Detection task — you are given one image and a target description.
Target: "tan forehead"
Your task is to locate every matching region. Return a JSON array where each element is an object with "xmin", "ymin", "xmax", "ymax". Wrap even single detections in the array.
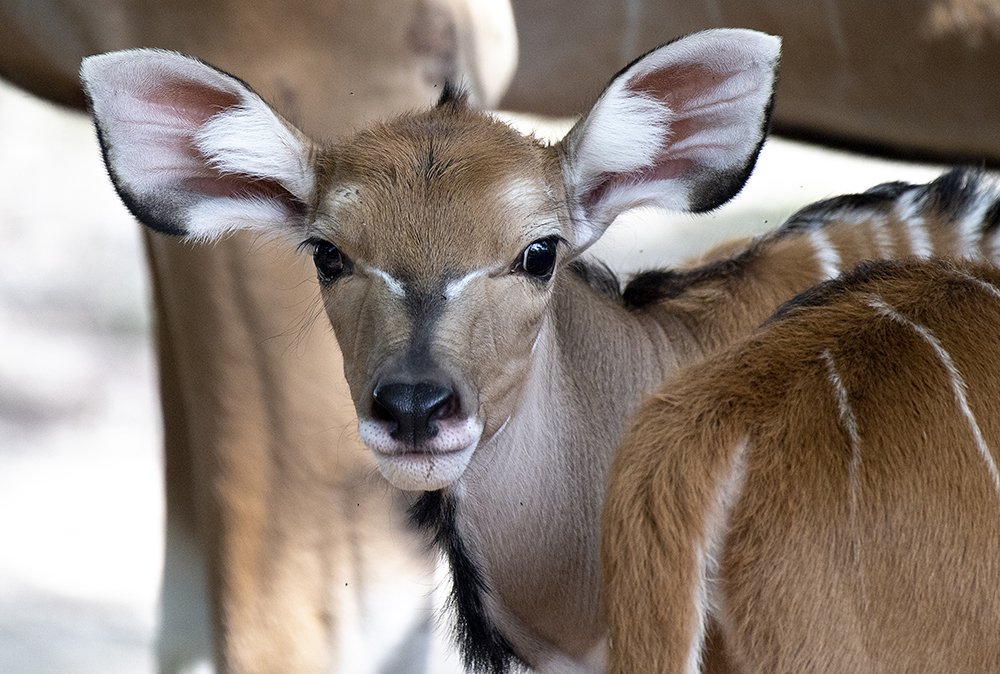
[{"xmin": 314, "ymin": 108, "xmax": 563, "ymax": 271}]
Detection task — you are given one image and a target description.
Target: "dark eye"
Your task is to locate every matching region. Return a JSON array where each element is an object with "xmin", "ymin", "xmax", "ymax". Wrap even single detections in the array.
[
  {"xmin": 516, "ymin": 237, "xmax": 558, "ymax": 280},
  {"xmin": 310, "ymin": 240, "xmax": 349, "ymax": 282}
]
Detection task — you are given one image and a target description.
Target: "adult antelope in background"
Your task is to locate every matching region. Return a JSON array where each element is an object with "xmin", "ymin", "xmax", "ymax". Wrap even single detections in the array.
[
  {"xmin": 3, "ymin": 1, "xmax": 517, "ymax": 672},
  {"xmin": 604, "ymin": 257, "xmax": 1000, "ymax": 673},
  {"xmin": 83, "ymin": 26, "xmax": 1000, "ymax": 673}
]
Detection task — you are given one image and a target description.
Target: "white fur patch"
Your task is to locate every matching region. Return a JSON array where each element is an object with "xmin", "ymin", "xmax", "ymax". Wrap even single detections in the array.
[
  {"xmin": 573, "ymin": 88, "xmax": 677, "ymax": 198},
  {"xmin": 444, "ymin": 268, "xmax": 490, "ymax": 300},
  {"xmin": 359, "ymin": 417, "xmax": 484, "ymax": 491},
  {"xmin": 360, "ymin": 265, "xmax": 406, "ymax": 298},
  {"xmin": 866, "ymin": 294, "xmax": 1000, "ymax": 500},
  {"xmin": 184, "ymin": 196, "xmax": 295, "ymax": 242},
  {"xmin": 566, "ymin": 29, "xmax": 780, "ymax": 241},
  {"xmin": 195, "ymin": 104, "xmax": 315, "ymax": 203},
  {"xmin": 809, "ymin": 228, "xmax": 842, "ymax": 280},
  {"xmin": 81, "ymin": 48, "xmax": 316, "ymax": 242},
  {"xmin": 896, "ymin": 189, "xmax": 933, "ymax": 258},
  {"xmin": 687, "ymin": 438, "xmax": 750, "ymax": 674}
]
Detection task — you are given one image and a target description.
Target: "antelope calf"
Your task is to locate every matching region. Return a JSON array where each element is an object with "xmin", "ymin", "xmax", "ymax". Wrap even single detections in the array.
[
  {"xmin": 604, "ymin": 257, "xmax": 1000, "ymax": 673},
  {"xmin": 82, "ymin": 28, "xmax": 1000, "ymax": 673}
]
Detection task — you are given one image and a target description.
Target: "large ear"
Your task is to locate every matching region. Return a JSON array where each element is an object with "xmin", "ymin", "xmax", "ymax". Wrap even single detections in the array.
[
  {"xmin": 81, "ymin": 49, "xmax": 319, "ymax": 241},
  {"xmin": 561, "ymin": 29, "xmax": 780, "ymax": 250}
]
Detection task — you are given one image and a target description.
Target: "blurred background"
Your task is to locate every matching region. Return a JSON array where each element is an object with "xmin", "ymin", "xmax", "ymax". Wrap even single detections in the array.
[{"xmin": 0, "ymin": 72, "xmax": 943, "ymax": 672}]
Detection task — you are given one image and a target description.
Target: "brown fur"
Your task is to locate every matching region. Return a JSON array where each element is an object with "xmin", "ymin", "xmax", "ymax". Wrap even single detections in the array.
[{"xmin": 604, "ymin": 258, "xmax": 1000, "ymax": 673}]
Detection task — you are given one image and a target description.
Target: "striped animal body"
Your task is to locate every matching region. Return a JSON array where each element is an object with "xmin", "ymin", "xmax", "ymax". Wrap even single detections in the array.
[
  {"xmin": 624, "ymin": 169, "xmax": 1000, "ymax": 360},
  {"xmin": 604, "ymin": 257, "xmax": 1000, "ymax": 673}
]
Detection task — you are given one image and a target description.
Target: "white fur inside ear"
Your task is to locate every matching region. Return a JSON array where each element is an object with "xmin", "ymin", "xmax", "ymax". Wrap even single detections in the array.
[
  {"xmin": 195, "ymin": 104, "xmax": 316, "ymax": 204},
  {"xmin": 573, "ymin": 89, "xmax": 676, "ymax": 190},
  {"xmin": 182, "ymin": 195, "xmax": 298, "ymax": 242}
]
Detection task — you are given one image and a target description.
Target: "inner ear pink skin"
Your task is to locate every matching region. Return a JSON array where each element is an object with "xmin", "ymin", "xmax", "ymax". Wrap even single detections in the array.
[
  {"xmin": 140, "ymin": 78, "xmax": 242, "ymax": 124},
  {"xmin": 626, "ymin": 63, "xmax": 735, "ymax": 108},
  {"xmin": 579, "ymin": 159, "xmax": 695, "ymax": 210}
]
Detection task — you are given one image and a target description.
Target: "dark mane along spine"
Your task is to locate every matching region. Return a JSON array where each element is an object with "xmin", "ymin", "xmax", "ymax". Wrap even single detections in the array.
[{"xmin": 622, "ymin": 168, "xmax": 1000, "ymax": 312}]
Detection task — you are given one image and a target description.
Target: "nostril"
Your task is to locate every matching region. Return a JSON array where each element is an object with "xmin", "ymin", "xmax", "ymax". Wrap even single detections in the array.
[
  {"xmin": 371, "ymin": 396, "xmax": 395, "ymax": 424},
  {"xmin": 429, "ymin": 391, "xmax": 458, "ymax": 421},
  {"xmin": 372, "ymin": 382, "xmax": 457, "ymax": 444}
]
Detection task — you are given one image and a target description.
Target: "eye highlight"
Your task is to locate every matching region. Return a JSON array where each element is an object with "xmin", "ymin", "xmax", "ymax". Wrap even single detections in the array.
[
  {"xmin": 515, "ymin": 237, "xmax": 560, "ymax": 281},
  {"xmin": 304, "ymin": 238, "xmax": 352, "ymax": 283}
]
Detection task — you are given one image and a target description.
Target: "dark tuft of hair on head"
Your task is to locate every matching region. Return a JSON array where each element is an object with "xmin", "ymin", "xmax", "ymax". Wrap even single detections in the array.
[{"xmin": 437, "ymin": 80, "xmax": 469, "ymax": 110}]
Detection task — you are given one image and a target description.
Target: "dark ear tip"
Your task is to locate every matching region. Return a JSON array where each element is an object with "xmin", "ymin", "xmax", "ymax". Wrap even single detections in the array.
[
  {"xmin": 688, "ymin": 89, "xmax": 775, "ymax": 213},
  {"xmin": 114, "ymin": 181, "xmax": 189, "ymax": 236}
]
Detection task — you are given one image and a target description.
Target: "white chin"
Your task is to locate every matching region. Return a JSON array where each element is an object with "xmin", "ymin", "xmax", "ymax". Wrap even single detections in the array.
[{"xmin": 373, "ymin": 445, "xmax": 476, "ymax": 491}]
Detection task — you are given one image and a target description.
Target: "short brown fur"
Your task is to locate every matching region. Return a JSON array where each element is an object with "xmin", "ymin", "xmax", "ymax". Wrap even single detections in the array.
[{"xmin": 605, "ymin": 258, "xmax": 1000, "ymax": 673}]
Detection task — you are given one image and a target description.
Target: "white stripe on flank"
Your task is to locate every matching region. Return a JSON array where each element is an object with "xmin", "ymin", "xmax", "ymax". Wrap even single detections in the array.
[
  {"xmin": 953, "ymin": 269, "xmax": 1000, "ymax": 303},
  {"xmin": 364, "ymin": 266, "xmax": 406, "ymax": 297},
  {"xmin": 821, "ymin": 350, "xmax": 862, "ymax": 505},
  {"xmin": 821, "ymin": 349, "xmax": 865, "ymax": 599},
  {"xmin": 865, "ymin": 295, "xmax": 1000, "ymax": 500},
  {"xmin": 896, "ymin": 189, "xmax": 933, "ymax": 258},
  {"xmin": 959, "ymin": 187, "xmax": 995, "ymax": 259},
  {"xmin": 444, "ymin": 268, "xmax": 490, "ymax": 300},
  {"xmin": 687, "ymin": 439, "xmax": 750, "ymax": 674},
  {"xmin": 990, "ymin": 226, "xmax": 1000, "ymax": 267},
  {"xmin": 809, "ymin": 228, "xmax": 842, "ymax": 280},
  {"xmin": 686, "ymin": 544, "xmax": 709, "ymax": 674},
  {"xmin": 870, "ymin": 215, "xmax": 894, "ymax": 260}
]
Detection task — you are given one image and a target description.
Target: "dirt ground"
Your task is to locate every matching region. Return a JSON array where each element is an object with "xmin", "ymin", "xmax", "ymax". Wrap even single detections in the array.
[{"xmin": 0, "ymin": 77, "xmax": 941, "ymax": 673}]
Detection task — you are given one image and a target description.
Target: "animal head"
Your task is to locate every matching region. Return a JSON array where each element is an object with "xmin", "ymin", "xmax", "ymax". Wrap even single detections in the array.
[{"xmin": 82, "ymin": 29, "xmax": 780, "ymax": 491}]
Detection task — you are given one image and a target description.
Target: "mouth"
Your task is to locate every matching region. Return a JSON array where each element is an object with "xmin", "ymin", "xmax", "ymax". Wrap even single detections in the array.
[{"xmin": 357, "ymin": 417, "xmax": 483, "ymax": 491}]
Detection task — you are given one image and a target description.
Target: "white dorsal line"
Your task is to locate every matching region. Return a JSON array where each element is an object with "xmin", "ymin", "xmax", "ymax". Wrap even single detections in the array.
[
  {"xmin": 865, "ymin": 294, "xmax": 1000, "ymax": 500},
  {"xmin": 820, "ymin": 349, "xmax": 865, "ymax": 597},
  {"xmin": 444, "ymin": 268, "xmax": 491, "ymax": 300},
  {"xmin": 896, "ymin": 189, "xmax": 933, "ymax": 258},
  {"xmin": 362, "ymin": 265, "xmax": 406, "ymax": 297},
  {"xmin": 809, "ymin": 228, "xmax": 842, "ymax": 280}
]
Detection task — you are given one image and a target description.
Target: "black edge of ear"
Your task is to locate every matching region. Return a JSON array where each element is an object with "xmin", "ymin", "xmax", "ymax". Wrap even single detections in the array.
[
  {"xmin": 604, "ymin": 32, "xmax": 691, "ymax": 94},
  {"xmin": 687, "ymin": 82, "xmax": 778, "ymax": 214},
  {"xmin": 88, "ymin": 116, "xmax": 189, "ymax": 236}
]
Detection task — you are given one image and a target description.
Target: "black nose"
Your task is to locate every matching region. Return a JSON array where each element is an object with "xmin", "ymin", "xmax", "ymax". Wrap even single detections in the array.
[{"xmin": 372, "ymin": 382, "xmax": 456, "ymax": 445}]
